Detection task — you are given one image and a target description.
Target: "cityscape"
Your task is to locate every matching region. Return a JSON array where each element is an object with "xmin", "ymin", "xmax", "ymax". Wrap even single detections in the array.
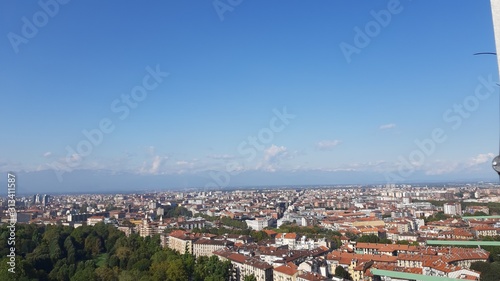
[
  {"xmin": 3, "ymin": 0, "xmax": 500, "ymax": 281},
  {"xmin": 2, "ymin": 183, "xmax": 500, "ymax": 280}
]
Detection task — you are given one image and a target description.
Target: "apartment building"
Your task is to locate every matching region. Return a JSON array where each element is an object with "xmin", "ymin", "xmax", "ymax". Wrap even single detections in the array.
[
  {"xmin": 443, "ymin": 203, "xmax": 462, "ymax": 216},
  {"xmin": 192, "ymin": 238, "xmax": 234, "ymax": 258},
  {"xmin": 87, "ymin": 215, "xmax": 104, "ymax": 226},
  {"xmin": 167, "ymin": 230, "xmax": 215, "ymax": 254},
  {"xmin": 273, "ymin": 264, "xmax": 299, "ymax": 281},
  {"xmin": 215, "ymin": 250, "xmax": 273, "ymax": 281}
]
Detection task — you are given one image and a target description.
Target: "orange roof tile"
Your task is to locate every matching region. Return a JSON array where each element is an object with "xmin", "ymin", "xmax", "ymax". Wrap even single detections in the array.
[{"xmin": 274, "ymin": 265, "xmax": 298, "ymax": 276}]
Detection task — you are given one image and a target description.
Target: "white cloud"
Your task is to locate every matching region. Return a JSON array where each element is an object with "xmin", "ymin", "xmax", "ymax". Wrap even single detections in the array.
[
  {"xmin": 470, "ymin": 153, "xmax": 495, "ymax": 165},
  {"xmin": 69, "ymin": 154, "xmax": 81, "ymax": 162},
  {"xmin": 264, "ymin": 145, "xmax": 288, "ymax": 162},
  {"xmin": 0, "ymin": 159, "xmax": 28, "ymax": 173},
  {"xmin": 43, "ymin": 152, "xmax": 52, "ymax": 158},
  {"xmin": 424, "ymin": 162, "xmax": 459, "ymax": 175},
  {"xmin": 310, "ymin": 167, "xmax": 357, "ymax": 172},
  {"xmin": 316, "ymin": 140, "xmax": 341, "ymax": 151},
  {"xmin": 257, "ymin": 145, "xmax": 290, "ymax": 172},
  {"xmin": 150, "ymin": 156, "xmax": 163, "ymax": 174},
  {"xmin": 310, "ymin": 160, "xmax": 392, "ymax": 173},
  {"xmin": 140, "ymin": 155, "xmax": 167, "ymax": 174},
  {"xmin": 422, "ymin": 154, "xmax": 494, "ymax": 175},
  {"xmin": 207, "ymin": 154, "xmax": 237, "ymax": 160},
  {"xmin": 379, "ymin": 123, "xmax": 396, "ymax": 130}
]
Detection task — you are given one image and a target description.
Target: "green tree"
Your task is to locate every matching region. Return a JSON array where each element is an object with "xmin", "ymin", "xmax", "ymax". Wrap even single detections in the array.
[
  {"xmin": 26, "ymin": 241, "xmax": 52, "ymax": 274},
  {"xmin": 79, "ymin": 203, "xmax": 89, "ymax": 213},
  {"xmin": 0, "ymin": 224, "xmax": 238, "ymax": 281},
  {"xmin": 220, "ymin": 217, "xmax": 248, "ymax": 229},
  {"xmin": 71, "ymin": 261, "xmax": 97, "ymax": 281},
  {"xmin": 48, "ymin": 259, "xmax": 71, "ymax": 281},
  {"xmin": 470, "ymin": 261, "xmax": 500, "ymax": 281},
  {"xmin": 379, "ymin": 238, "xmax": 392, "ymax": 244},
  {"xmin": 426, "ymin": 211, "xmax": 448, "ymax": 222},
  {"xmin": 193, "ymin": 255, "xmax": 231, "ymax": 281},
  {"xmin": 132, "ymin": 258, "xmax": 151, "ymax": 271},
  {"xmin": 165, "ymin": 206, "xmax": 193, "ymax": 218},
  {"xmin": 345, "ymin": 232, "xmax": 358, "ymax": 241},
  {"xmin": 244, "ymin": 274, "xmax": 257, "ymax": 281},
  {"xmin": 335, "ymin": 265, "xmax": 351, "ymax": 280},
  {"xmin": 470, "ymin": 261, "xmax": 490, "ymax": 274},
  {"xmin": 250, "ymin": 230, "xmax": 269, "ymax": 242},
  {"xmin": 165, "ymin": 259, "xmax": 188, "ymax": 281},
  {"xmin": 357, "ymin": 234, "xmax": 380, "ymax": 243},
  {"xmin": 64, "ymin": 236, "xmax": 77, "ymax": 264},
  {"xmin": 118, "ymin": 270, "xmax": 142, "ymax": 281},
  {"xmin": 150, "ymin": 260, "xmax": 170, "ymax": 281},
  {"xmin": 95, "ymin": 266, "xmax": 118, "ymax": 281},
  {"xmin": 0, "ymin": 257, "xmax": 28, "ymax": 281},
  {"xmin": 84, "ymin": 234, "xmax": 103, "ymax": 256}
]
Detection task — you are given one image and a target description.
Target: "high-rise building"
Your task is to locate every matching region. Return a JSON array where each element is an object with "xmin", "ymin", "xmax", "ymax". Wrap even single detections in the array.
[
  {"xmin": 42, "ymin": 194, "xmax": 50, "ymax": 206},
  {"xmin": 443, "ymin": 202, "xmax": 462, "ymax": 215}
]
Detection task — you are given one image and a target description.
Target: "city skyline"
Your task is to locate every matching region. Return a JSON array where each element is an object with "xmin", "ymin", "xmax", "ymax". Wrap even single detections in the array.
[
  {"xmin": 2, "ymin": 1, "xmax": 500, "ymax": 192},
  {"xmin": 3, "ymin": 183, "xmax": 500, "ymax": 280}
]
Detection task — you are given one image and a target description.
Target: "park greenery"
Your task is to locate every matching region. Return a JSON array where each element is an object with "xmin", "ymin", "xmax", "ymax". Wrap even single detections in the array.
[
  {"xmin": 0, "ymin": 223, "xmax": 231, "ymax": 281},
  {"xmin": 462, "ymin": 211, "xmax": 489, "ymax": 217},
  {"xmin": 470, "ymin": 261, "xmax": 500, "ymax": 281},
  {"xmin": 425, "ymin": 211, "xmax": 450, "ymax": 222},
  {"xmin": 163, "ymin": 206, "xmax": 193, "ymax": 218}
]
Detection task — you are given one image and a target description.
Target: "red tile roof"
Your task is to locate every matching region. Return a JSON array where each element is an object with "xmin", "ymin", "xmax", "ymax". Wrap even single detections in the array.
[
  {"xmin": 297, "ymin": 272, "xmax": 327, "ymax": 281},
  {"xmin": 273, "ymin": 264, "xmax": 298, "ymax": 276}
]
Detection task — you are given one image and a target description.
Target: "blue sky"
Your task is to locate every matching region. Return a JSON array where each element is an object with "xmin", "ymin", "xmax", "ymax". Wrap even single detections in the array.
[{"xmin": 1, "ymin": 0, "xmax": 500, "ymax": 192}]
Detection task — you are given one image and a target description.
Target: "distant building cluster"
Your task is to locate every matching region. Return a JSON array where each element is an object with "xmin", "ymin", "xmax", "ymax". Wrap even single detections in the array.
[{"xmin": 33, "ymin": 193, "xmax": 50, "ymax": 206}]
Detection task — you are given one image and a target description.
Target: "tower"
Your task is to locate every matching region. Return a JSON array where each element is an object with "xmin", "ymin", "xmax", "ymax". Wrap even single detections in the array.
[
  {"xmin": 490, "ymin": 0, "xmax": 500, "ymax": 177},
  {"xmin": 42, "ymin": 194, "xmax": 50, "ymax": 206}
]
